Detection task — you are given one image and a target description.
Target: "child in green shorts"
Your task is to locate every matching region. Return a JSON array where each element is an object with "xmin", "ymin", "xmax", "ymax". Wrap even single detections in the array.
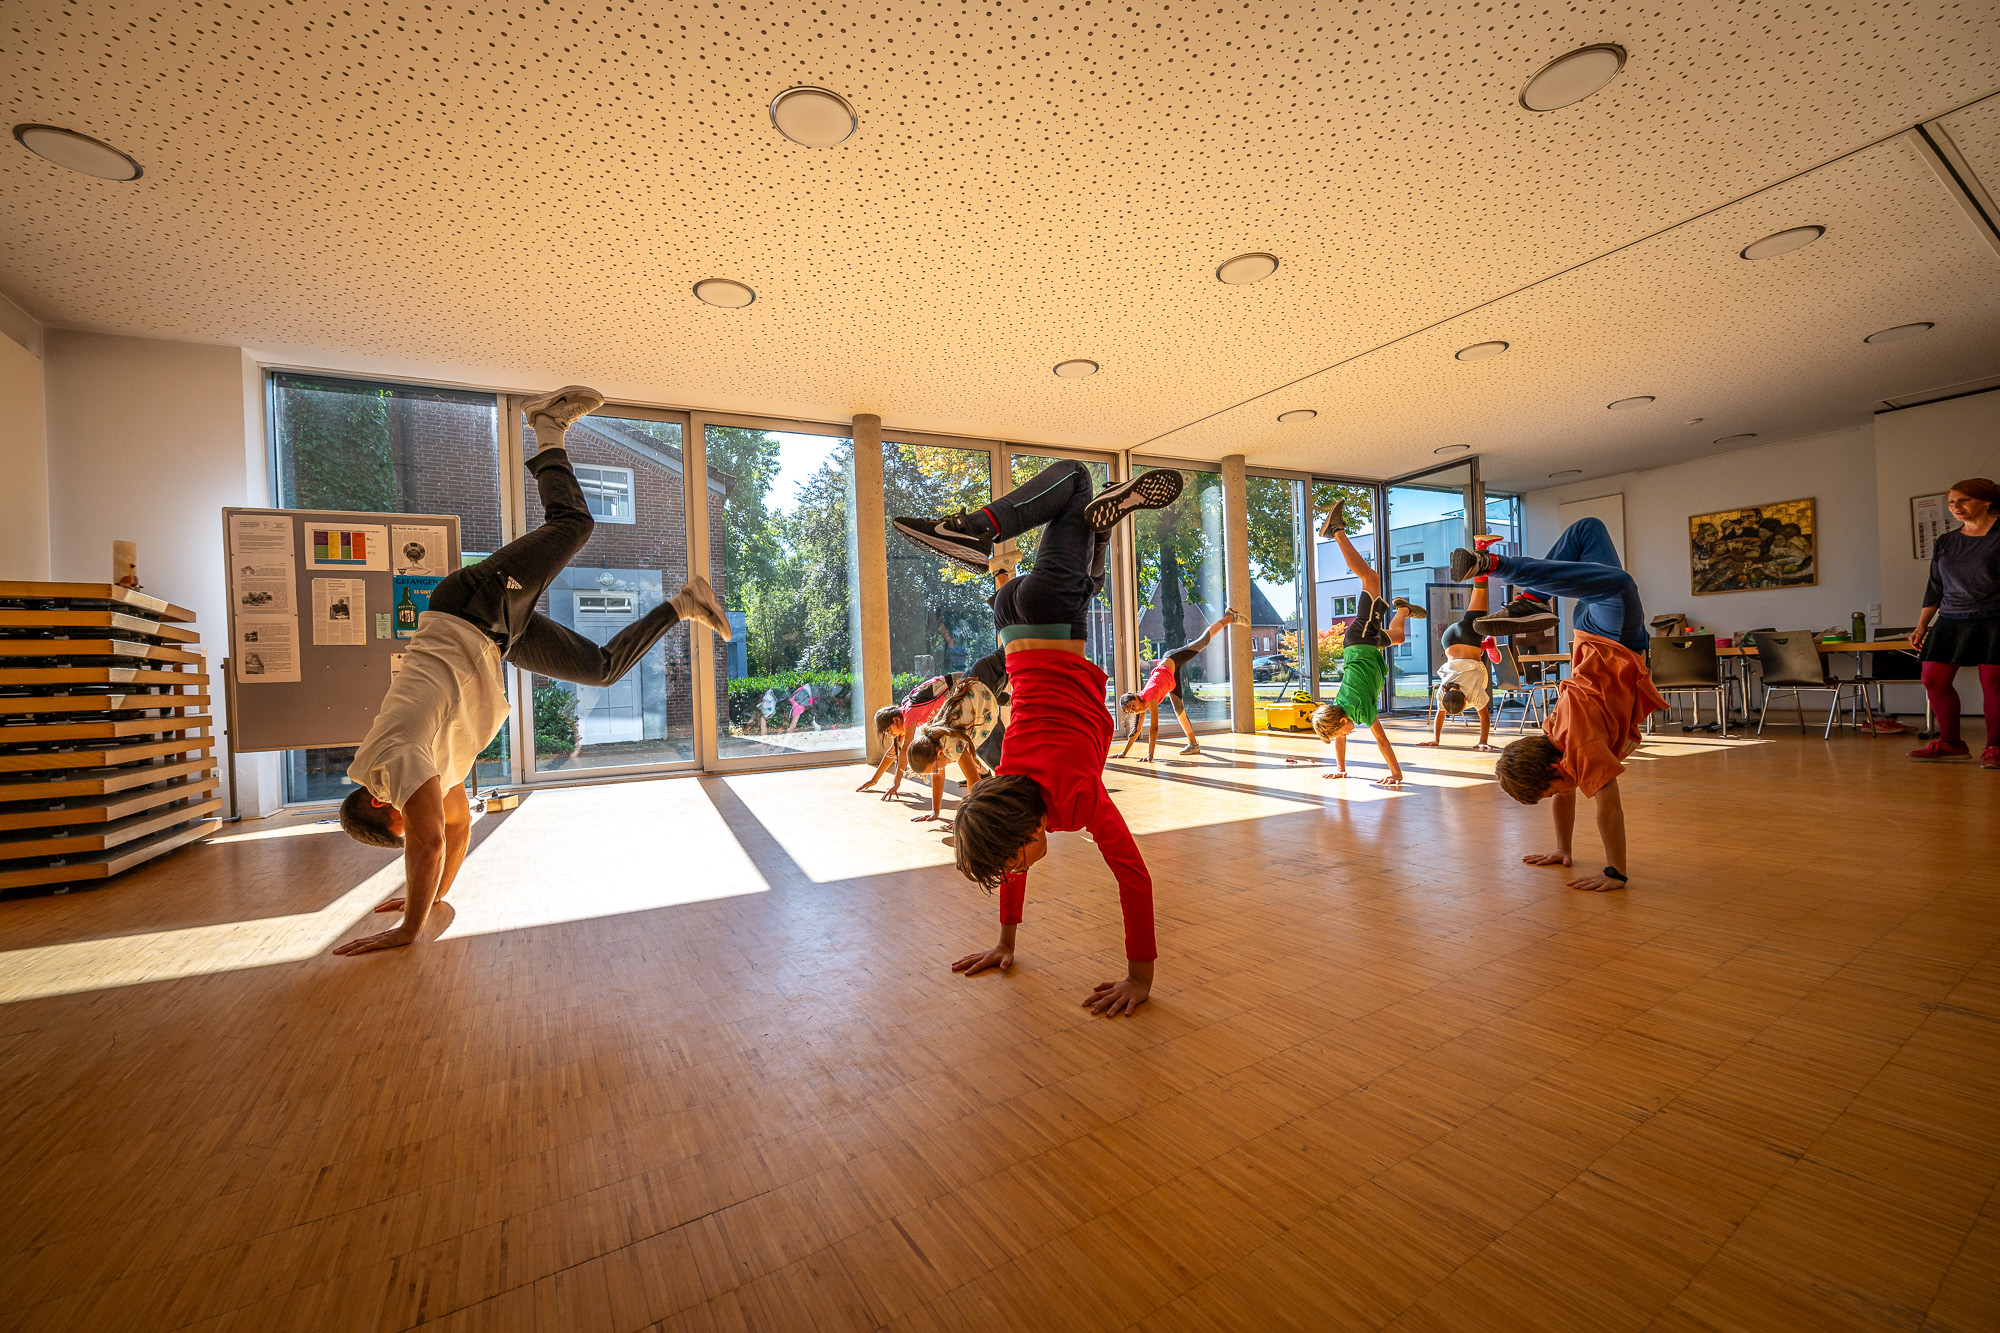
[{"xmin": 1296, "ymin": 499, "xmax": 1423, "ymax": 787}]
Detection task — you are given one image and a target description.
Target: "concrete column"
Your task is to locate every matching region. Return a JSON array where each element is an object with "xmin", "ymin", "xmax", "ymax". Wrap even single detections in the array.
[
  {"xmin": 1222, "ymin": 453, "xmax": 1255, "ymax": 733},
  {"xmin": 851, "ymin": 414, "xmax": 892, "ymax": 764}
]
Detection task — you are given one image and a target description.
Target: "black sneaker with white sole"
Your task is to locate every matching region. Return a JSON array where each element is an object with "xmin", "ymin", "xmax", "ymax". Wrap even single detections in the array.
[
  {"xmin": 1448, "ymin": 546, "xmax": 1497, "ymax": 583},
  {"xmin": 1391, "ymin": 597, "xmax": 1428, "ymax": 620},
  {"xmin": 1084, "ymin": 469, "xmax": 1184, "ymax": 531},
  {"xmin": 892, "ymin": 515, "xmax": 994, "ymax": 573},
  {"xmin": 1475, "ymin": 596, "xmax": 1558, "ymax": 636}
]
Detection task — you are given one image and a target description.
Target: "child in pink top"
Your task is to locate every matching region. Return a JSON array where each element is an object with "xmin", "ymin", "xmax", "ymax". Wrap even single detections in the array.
[{"xmin": 1115, "ymin": 611, "xmax": 1241, "ymax": 761}]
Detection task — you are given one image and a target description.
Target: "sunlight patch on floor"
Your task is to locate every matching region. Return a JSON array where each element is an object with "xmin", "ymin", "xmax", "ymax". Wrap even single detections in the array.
[
  {"xmin": 437, "ymin": 778, "xmax": 774, "ymax": 940},
  {"xmin": 0, "ymin": 864, "xmax": 406, "ymax": 1005},
  {"xmin": 204, "ymin": 820, "xmax": 347, "ymax": 845}
]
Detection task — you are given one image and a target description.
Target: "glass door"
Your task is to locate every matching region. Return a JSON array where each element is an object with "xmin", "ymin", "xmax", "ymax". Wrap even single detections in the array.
[
  {"xmin": 1004, "ymin": 449, "xmax": 1122, "ymax": 708},
  {"xmin": 1246, "ymin": 475, "xmax": 1311, "ymax": 707},
  {"xmin": 1127, "ymin": 460, "xmax": 1231, "ymax": 730},
  {"xmin": 698, "ymin": 418, "xmax": 866, "ymax": 766},
  {"xmin": 517, "ymin": 404, "xmax": 700, "ymax": 778},
  {"xmin": 1381, "ymin": 461, "xmax": 1476, "ymax": 711},
  {"xmin": 885, "ymin": 436, "xmax": 999, "ymax": 691},
  {"xmin": 1309, "ymin": 480, "xmax": 1380, "ymax": 699}
]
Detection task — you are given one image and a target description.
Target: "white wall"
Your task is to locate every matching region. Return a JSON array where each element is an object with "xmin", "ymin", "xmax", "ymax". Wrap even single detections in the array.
[
  {"xmin": 1524, "ymin": 425, "xmax": 1882, "ymax": 638},
  {"xmin": 0, "ymin": 331, "xmax": 51, "ymax": 580},
  {"xmin": 43, "ymin": 330, "xmax": 282, "ymax": 815},
  {"xmin": 1875, "ymin": 389, "xmax": 2000, "ymax": 624}
]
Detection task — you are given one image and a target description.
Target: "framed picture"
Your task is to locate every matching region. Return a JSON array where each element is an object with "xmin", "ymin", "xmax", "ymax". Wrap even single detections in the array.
[
  {"xmin": 1911, "ymin": 492, "xmax": 1960, "ymax": 560},
  {"xmin": 1688, "ymin": 498, "xmax": 1816, "ymax": 594}
]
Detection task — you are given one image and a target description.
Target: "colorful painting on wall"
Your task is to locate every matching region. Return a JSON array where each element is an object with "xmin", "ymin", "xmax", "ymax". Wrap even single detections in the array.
[{"xmin": 1688, "ymin": 498, "xmax": 1816, "ymax": 594}]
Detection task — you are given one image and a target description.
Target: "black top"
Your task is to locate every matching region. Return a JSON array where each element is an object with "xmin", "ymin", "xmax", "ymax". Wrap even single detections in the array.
[{"xmin": 1924, "ymin": 528, "xmax": 2000, "ymax": 618}]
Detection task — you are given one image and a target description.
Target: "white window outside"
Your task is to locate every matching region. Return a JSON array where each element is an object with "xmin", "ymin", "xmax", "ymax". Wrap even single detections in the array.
[
  {"xmin": 576, "ymin": 592, "xmax": 635, "ymax": 617},
  {"xmin": 575, "ymin": 463, "xmax": 636, "ymax": 523}
]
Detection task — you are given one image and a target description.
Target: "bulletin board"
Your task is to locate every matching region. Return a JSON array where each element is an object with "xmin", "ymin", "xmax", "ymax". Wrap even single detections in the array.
[{"xmin": 221, "ymin": 507, "xmax": 462, "ymax": 753}]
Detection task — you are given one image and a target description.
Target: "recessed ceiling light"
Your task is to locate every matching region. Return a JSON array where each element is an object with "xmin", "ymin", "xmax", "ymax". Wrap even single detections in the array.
[
  {"xmin": 1740, "ymin": 226, "xmax": 1825, "ymax": 260},
  {"xmin": 1433, "ymin": 443, "xmax": 1472, "ymax": 455},
  {"xmin": 1549, "ymin": 469, "xmax": 1582, "ymax": 479},
  {"xmin": 1607, "ymin": 396, "xmax": 1656, "ymax": 411},
  {"xmin": 1216, "ymin": 252, "xmax": 1280, "ymax": 285},
  {"xmin": 11, "ymin": 123, "xmax": 142, "ymax": 180},
  {"xmin": 1454, "ymin": 341, "xmax": 1510, "ymax": 362},
  {"xmin": 1864, "ymin": 322, "xmax": 1934, "ymax": 344},
  {"xmin": 692, "ymin": 279, "xmax": 756, "ymax": 308},
  {"xmin": 768, "ymin": 87, "xmax": 857, "ymax": 147},
  {"xmin": 1713, "ymin": 434, "xmax": 1757, "ymax": 446},
  {"xmin": 1053, "ymin": 359, "xmax": 1099, "ymax": 378},
  {"xmin": 1277, "ymin": 409, "xmax": 1317, "ymax": 423},
  {"xmin": 1519, "ymin": 45, "xmax": 1627, "ymax": 112}
]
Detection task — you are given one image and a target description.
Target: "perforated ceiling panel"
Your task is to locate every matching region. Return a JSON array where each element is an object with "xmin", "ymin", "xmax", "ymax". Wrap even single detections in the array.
[
  {"xmin": 1155, "ymin": 135, "xmax": 2000, "ymax": 487},
  {"xmin": 2, "ymin": 0, "xmax": 1998, "ymax": 474}
]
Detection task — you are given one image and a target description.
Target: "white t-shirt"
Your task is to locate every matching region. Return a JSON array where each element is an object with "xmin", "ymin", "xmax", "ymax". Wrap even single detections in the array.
[
  {"xmin": 1436, "ymin": 656, "xmax": 1492, "ymax": 710},
  {"xmin": 347, "ymin": 612, "xmax": 510, "ymax": 809}
]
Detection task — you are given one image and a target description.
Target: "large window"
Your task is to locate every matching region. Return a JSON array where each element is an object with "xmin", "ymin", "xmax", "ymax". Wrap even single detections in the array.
[
  {"xmin": 1132, "ymin": 465, "xmax": 1230, "ymax": 726},
  {"xmin": 523, "ymin": 410, "xmax": 696, "ymax": 775},
  {"xmin": 269, "ymin": 373, "xmax": 507, "ymax": 802},
  {"xmin": 1310, "ymin": 481, "xmax": 1378, "ymax": 691},
  {"xmin": 1484, "ymin": 490, "xmax": 1524, "ymax": 557},
  {"xmin": 1384, "ymin": 462, "xmax": 1475, "ymax": 706},
  {"xmin": 885, "ymin": 441, "xmax": 997, "ymax": 692},
  {"xmin": 1008, "ymin": 452, "xmax": 1119, "ymax": 703},
  {"xmin": 1246, "ymin": 475, "xmax": 1310, "ymax": 703},
  {"xmin": 706, "ymin": 426, "xmax": 864, "ymax": 761}
]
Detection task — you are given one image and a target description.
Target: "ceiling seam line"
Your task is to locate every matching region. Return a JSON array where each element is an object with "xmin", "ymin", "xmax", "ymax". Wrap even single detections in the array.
[{"xmin": 1129, "ymin": 85, "xmax": 2000, "ymax": 453}]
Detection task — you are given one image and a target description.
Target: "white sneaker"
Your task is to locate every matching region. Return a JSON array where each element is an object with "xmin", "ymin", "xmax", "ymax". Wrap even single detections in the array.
[
  {"xmin": 518, "ymin": 385, "xmax": 605, "ymax": 443},
  {"xmin": 673, "ymin": 575, "xmax": 733, "ymax": 641}
]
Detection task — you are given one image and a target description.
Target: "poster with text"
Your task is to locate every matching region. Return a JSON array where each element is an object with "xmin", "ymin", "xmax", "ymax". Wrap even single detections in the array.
[
  {"xmin": 312, "ymin": 578, "xmax": 367, "ymax": 646},
  {"xmin": 234, "ymin": 618, "xmax": 300, "ymax": 683},
  {"xmin": 392, "ymin": 575, "xmax": 444, "ymax": 639},
  {"xmin": 305, "ymin": 524, "xmax": 389, "ymax": 571},
  {"xmin": 390, "ymin": 525, "xmax": 450, "ymax": 577},
  {"xmin": 229, "ymin": 513, "xmax": 295, "ymax": 557},
  {"xmin": 230, "ymin": 560, "xmax": 296, "ymax": 617},
  {"xmin": 1911, "ymin": 493, "xmax": 1962, "ymax": 561}
]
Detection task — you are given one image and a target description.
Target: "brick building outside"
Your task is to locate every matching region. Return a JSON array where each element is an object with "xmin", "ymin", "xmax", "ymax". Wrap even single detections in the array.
[{"xmin": 517, "ymin": 418, "xmax": 732, "ymax": 764}]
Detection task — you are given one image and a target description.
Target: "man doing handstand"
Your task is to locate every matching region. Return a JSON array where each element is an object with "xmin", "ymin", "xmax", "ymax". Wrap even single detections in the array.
[
  {"xmin": 1455, "ymin": 516, "xmax": 1665, "ymax": 892},
  {"xmin": 894, "ymin": 461, "xmax": 1184, "ymax": 1015},
  {"xmin": 1299, "ymin": 499, "xmax": 1424, "ymax": 786},
  {"xmin": 1116, "ymin": 610, "xmax": 1241, "ymax": 762},
  {"xmin": 333, "ymin": 386, "xmax": 732, "ymax": 955}
]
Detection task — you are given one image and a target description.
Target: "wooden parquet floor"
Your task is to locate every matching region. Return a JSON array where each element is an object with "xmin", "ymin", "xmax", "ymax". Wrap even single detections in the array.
[{"xmin": 2, "ymin": 719, "xmax": 1997, "ymax": 1333}]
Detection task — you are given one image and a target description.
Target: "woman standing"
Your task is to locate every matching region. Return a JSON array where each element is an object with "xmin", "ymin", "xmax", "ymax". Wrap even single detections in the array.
[{"xmin": 1909, "ymin": 478, "xmax": 2000, "ymax": 766}]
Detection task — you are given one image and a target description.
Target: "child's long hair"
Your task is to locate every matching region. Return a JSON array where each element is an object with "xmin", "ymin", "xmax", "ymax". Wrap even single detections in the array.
[
  {"xmin": 1439, "ymin": 682, "xmax": 1468, "ymax": 716},
  {"xmin": 873, "ymin": 704, "xmax": 903, "ymax": 736},
  {"xmin": 907, "ymin": 721, "xmax": 976, "ymax": 775}
]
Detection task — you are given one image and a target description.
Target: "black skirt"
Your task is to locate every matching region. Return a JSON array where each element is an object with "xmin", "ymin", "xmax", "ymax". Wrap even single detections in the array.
[{"xmin": 1921, "ymin": 615, "xmax": 2000, "ymax": 666}]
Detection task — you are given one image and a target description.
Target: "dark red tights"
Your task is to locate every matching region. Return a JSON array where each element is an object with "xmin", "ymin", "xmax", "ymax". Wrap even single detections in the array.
[{"xmin": 1921, "ymin": 660, "xmax": 2000, "ymax": 748}]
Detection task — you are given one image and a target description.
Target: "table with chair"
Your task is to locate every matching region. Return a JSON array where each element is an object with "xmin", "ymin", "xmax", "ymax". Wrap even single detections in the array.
[{"xmin": 1515, "ymin": 633, "xmax": 1918, "ymax": 738}]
